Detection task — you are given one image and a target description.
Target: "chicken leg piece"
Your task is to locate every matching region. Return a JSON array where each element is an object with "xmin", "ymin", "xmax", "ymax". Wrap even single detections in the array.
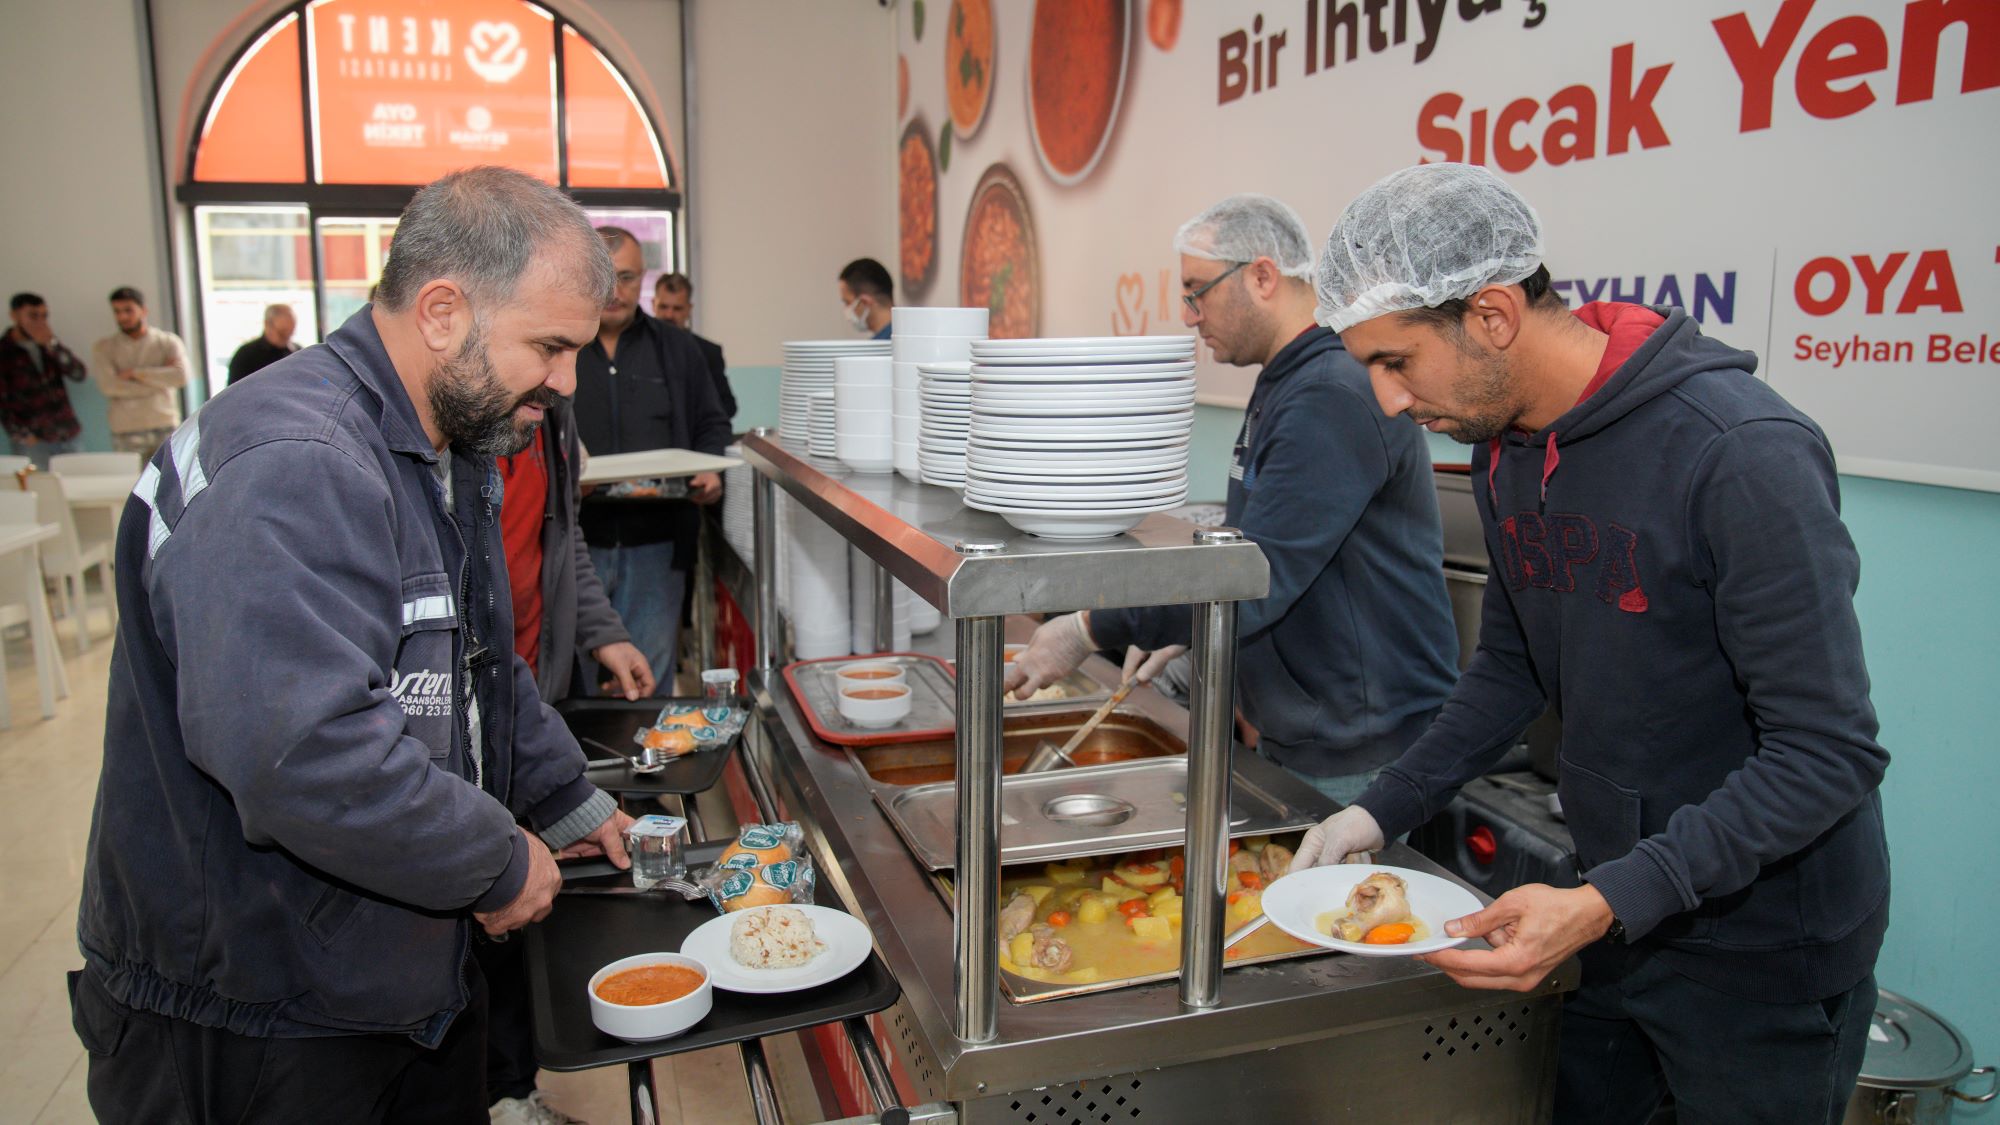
[
  {"xmin": 999, "ymin": 891, "xmax": 1038, "ymax": 943},
  {"xmin": 1335, "ymin": 872, "xmax": 1410, "ymax": 940}
]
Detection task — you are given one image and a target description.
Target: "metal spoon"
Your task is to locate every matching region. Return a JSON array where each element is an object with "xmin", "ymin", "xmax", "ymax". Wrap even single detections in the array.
[
  {"xmin": 1223, "ymin": 913, "xmax": 1269, "ymax": 950},
  {"xmin": 1022, "ymin": 677, "xmax": 1135, "ymax": 773}
]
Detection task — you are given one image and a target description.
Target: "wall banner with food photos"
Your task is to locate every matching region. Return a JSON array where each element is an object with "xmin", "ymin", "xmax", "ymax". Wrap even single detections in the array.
[{"xmin": 895, "ymin": 0, "xmax": 1998, "ymax": 492}]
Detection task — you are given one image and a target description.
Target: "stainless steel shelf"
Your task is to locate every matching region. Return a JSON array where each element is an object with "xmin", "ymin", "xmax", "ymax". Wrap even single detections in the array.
[{"xmin": 738, "ymin": 432, "xmax": 1270, "ymax": 619}]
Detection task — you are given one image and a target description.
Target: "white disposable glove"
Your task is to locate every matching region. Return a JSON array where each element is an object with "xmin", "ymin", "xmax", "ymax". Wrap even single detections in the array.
[
  {"xmin": 1005, "ymin": 612, "xmax": 1095, "ymax": 700},
  {"xmin": 1121, "ymin": 643, "xmax": 1187, "ymax": 685},
  {"xmin": 1288, "ymin": 805, "xmax": 1386, "ymax": 873}
]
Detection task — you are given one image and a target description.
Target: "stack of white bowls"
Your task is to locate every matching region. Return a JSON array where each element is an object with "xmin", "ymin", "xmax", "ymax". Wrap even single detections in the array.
[
  {"xmin": 781, "ymin": 340, "xmax": 890, "ymax": 445},
  {"xmin": 963, "ymin": 336, "xmax": 1198, "ymax": 540},
  {"xmin": 891, "ymin": 308, "xmax": 989, "ymax": 482},
  {"xmin": 833, "ymin": 355, "xmax": 894, "ymax": 473},
  {"xmin": 917, "ymin": 362, "xmax": 972, "ymax": 487},
  {"xmin": 848, "ymin": 547, "xmax": 914, "ymax": 653},
  {"xmin": 785, "ymin": 495, "xmax": 851, "ymax": 658},
  {"xmin": 807, "ymin": 391, "xmax": 838, "ymax": 460}
]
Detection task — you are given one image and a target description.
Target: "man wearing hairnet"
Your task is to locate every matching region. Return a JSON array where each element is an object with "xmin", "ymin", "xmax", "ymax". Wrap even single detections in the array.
[
  {"xmin": 1007, "ymin": 194, "xmax": 1459, "ymax": 805},
  {"xmin": 1293, "ymin": 164, "xmax": 1888, "ymax": 1124}
]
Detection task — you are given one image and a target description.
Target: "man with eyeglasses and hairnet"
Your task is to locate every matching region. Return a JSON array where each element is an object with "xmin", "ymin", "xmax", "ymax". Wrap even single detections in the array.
[
  {"xmin": 1291, "ymin": 163, "xmax": 1888, "ymax": 1124},
  {"xmin": 1006, "ymin": 193, "xmax": 1460, "ymax": 808}
]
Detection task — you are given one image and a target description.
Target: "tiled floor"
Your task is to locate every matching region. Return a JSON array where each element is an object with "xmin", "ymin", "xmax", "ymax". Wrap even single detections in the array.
[{"xmin": 0, "ymin": 610, "xmax": 824, "ymax": 1124}]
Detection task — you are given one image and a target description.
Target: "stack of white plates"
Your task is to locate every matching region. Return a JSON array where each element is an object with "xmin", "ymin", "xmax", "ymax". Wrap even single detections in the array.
[
  {"xmin": 917, "ymin": 362, "xmax": 972, "ymax": 487},
  {"xmin": 807, "ymin": 391, "xmax": 837, "ymax": 460},
  {"xmin": 964, "ymin": 336, "xmax": 1198, "ymax": 540},
  {"xmin": 892, "ymin": 308, "xmax": 988, "ymax": 482},
  {"xmin": 719, "ymin": 443, "xmax": 756, "ymax": 563},
  {"xmin": 781, "ymin": 340, "xmax": 890, "ymax": 445}
]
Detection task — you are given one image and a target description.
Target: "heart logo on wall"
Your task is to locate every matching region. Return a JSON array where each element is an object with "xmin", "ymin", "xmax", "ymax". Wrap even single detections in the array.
[
  {"xmin": 1113, "ymin": 273, "xmax": 1149, "ymax": 335},
  {"xmin": 465, "ymin": 21, "xmax": 527, "ymax": 84}
]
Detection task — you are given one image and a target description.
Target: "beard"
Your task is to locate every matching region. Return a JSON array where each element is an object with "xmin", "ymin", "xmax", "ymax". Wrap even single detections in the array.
[
  {"xmin": 427, "ymin": 321, "xmax": 557, "ymax": 457},
  {"xmin": 1416, "ymin": 346, "xmax": 1519, "ymax": 445}
]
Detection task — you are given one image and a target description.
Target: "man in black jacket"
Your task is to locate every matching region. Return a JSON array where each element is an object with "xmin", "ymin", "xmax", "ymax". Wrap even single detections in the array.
[
  {"xmin": 652, "ymin": 271, "xmax": 735, "ymax": 422},
  {"xmin": 1297, "ymin": 163, "xmax": 1888, "ymax": 1125},
  {"xmin": 225, "ymin": 303, "xmax": 299, "ymax": 384},
  {"xmin": 574, "ymin": 228, "xmax": 732, "ymax": 689}
]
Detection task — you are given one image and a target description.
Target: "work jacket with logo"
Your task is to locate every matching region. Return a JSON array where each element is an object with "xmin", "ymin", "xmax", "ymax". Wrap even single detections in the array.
[{"xmin": 77, "ymin": 308, "xmax": 610, "ymax": 1045}]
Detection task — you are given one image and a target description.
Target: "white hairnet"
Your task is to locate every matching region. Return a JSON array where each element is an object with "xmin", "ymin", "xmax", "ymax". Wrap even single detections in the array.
[
  {"xmin": 1314, "ymin": 164, "xmax": 1544, "ymax": 333},
  {"xmin": 1174, "ymin": 194, "xmax": 1316, "ymax": 280}
]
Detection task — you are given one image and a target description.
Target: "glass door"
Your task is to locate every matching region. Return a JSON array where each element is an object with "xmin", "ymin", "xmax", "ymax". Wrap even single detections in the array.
[
  {"xmin": 315, "ymin": 215, "xmax": 401, "ymax": 331},
  {"xmin": 193, "ymin": 205, "xmax": 316, "ymax": 404}
]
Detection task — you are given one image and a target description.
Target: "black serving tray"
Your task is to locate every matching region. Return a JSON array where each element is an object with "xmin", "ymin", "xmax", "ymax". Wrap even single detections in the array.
[
  {"xmin": 526, "ymin": 841, "xmax": 900, "ymax": 1071},
  {"xmin": 558, "ymin": 697, "xmax": 737, "ymax": 797}
]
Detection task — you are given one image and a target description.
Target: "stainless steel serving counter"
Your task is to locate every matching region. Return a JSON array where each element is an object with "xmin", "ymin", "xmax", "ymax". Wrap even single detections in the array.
[{"xmin": 726, "ymin": 431, "xmax": 1576, "ymax": 1122}]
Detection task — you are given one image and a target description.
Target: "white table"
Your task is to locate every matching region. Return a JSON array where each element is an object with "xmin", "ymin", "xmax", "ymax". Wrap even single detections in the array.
[
  {"xmin": 54, "ymin": 471, "xmax": 140, "ymax": 544},
  {"xmin": 0, "ymin": 522, "xmax": 68, "ymax": 721}
]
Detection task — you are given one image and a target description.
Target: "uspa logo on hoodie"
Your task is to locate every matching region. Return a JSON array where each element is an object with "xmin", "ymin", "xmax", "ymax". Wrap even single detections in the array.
[{"xmin": 391, "ymin": 667, "xmax": 454, "ymax": 717}]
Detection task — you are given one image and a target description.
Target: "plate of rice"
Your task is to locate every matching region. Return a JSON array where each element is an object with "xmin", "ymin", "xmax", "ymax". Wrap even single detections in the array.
[{"xmin": 680, "ymin": 905, "xmax": 874, "ymax": 994}]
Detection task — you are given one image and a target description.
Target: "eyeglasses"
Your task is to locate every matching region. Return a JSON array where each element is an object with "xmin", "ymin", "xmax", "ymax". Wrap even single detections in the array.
[
  {"xmin": 615, "ymin": 271, "xmax": 644, "ymax": 289},
  {"xmin": 1182, "ymin": 262, "xmax": 1246, "ymax": 316}
]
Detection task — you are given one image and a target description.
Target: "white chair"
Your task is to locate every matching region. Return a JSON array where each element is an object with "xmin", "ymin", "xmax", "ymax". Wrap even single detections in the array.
[
  {"xmin": 0, "ymin": 455, "xmax": 28, "ymax": 476},
  {"xmin": 26, "ymin": 473, "xmax": 115, "ymax": 651},
  {"xmin": 49, "ymin": 451, "xmax": 142, "ymax": 476},
  {"xmin": 0, "ymin": 491, "xmax": 69, "ymax": 724}
]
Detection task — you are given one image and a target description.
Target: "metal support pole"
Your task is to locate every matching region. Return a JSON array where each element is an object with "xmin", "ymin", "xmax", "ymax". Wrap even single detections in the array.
[
  {"xmin": 627, "ymin": 1058, "xmax": 661, "ymax": 1125},
  {"xmin": 1179, "ymin": 529, "xmax": 1244, "ymax": 1010},
  {"xmin": 952, "ymin": 539, "xmax": 1006, "ymax": 1044},
  {"xmin": 843, "ymin": 1017, "xmax": 907, "ymax": 1121},
  {"xmin": 739, "ymin": 1039, "xmax": 783, "ymax": 1125},
  {"xmin": 872, "ymin": 561, "xmax": 895, "ymax": 653},
  {"xmin": 694, "ymin": 514, "xmax": 717, "ymax": 675},
  {"xmin": 751, "ymin": 428, "xmax": 780, "ymax": 673}
]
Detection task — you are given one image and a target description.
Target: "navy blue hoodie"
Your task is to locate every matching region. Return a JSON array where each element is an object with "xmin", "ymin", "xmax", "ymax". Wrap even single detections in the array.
[
  {"xmin": 1356, "ymin": 304, "xmax": 1890, "ymax": 1003},
  {"xmin": 1091, "ymin": 327, "xmax": 1459, "ymax": 776}
]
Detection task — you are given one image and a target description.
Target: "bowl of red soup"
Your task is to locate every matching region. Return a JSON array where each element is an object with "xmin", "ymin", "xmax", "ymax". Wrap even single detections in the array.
[{"xmin": 587, "ymin": 953, "xmax": 713, "ymax": 1042}]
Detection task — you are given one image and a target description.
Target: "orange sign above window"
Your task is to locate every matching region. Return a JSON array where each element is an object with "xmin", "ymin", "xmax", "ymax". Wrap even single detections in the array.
[{"xmin": 307, "ymin": 0, "xmax": 558, "ymax": 186}]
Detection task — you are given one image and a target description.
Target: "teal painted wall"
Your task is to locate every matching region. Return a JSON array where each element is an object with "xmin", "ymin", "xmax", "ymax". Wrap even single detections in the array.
[{"xmin": 726, "ymin": 364, "xmax": 780, "ymax": 434}]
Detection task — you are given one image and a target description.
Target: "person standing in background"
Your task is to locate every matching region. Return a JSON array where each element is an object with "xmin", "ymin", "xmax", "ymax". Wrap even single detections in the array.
[
  {"xmin": 226, "ymin": 303, "xmax": 300, "ymax": 385},
  {"xmin": 653, "ymin": 272, "xmax": 736, "ymax": 423},
  {"xmin": 837, "ymin": 258, "xmax": 895, "ymax": 340},
  {"xmin": 573, "ymin": 227, "xmax": 731, "ymax": 692},
  {"xmin": 1, "ymin": 292, "xmax": 89, "ymax": 469},
  {"xmin": 91, "ymin": 286, "xmax": 188, "ymax": 459}
]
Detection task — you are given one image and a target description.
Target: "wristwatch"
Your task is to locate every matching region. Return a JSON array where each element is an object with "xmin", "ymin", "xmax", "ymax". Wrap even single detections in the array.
[{"xmin": 1604, "ymin": 916, "xmax": 1627, "ymax": 944}]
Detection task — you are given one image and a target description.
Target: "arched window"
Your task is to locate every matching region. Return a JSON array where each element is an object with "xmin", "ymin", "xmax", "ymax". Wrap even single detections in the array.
[{"xmin": 179, "ymin": 0, "xmax": 679, "ymax": 396}]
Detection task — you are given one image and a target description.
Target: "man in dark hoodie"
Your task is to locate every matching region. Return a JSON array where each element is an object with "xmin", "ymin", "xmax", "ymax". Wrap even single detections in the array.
[
  {"xmin": 1006, "ymin": 194, "xmax": 1459, "ymax": 804},
  {"xmin": 1295, "ymin": 163, "xmax": 1888, "ymax": 1124}
]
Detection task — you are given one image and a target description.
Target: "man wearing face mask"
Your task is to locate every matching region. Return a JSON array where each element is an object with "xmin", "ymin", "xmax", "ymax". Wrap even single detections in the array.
[
  {"xmin": 571, "ymin": 228, "xmax": 733, "ymax": 691},
  {"xmin": 1006, "ymin": 195, "xmax": 1459, "ymax": 806},
  {"xmin": 73, "ymin": 167, "xmax": 633, "ymax": 1120},
  {"xmin": 837, "ymin": 258, "xmax": 895, "ymax": 340}
]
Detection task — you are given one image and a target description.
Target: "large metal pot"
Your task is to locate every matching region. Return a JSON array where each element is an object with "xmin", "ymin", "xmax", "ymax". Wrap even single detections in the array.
[{"xmin": 1843, "ymin": 989, "xmax": 1995, "ymax": 1124}]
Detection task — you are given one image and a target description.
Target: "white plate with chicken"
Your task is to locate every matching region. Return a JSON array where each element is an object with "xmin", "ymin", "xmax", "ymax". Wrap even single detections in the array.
[{"xmin": 1260, "ymin": 865, "xmax": 1482, "ymax": 957}]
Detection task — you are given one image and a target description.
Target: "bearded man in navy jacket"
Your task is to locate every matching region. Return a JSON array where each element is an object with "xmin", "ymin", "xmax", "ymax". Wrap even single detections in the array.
[{"xmin": 1294, "ymin": 163, "xmax": 1889, "ymax": 1125}]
